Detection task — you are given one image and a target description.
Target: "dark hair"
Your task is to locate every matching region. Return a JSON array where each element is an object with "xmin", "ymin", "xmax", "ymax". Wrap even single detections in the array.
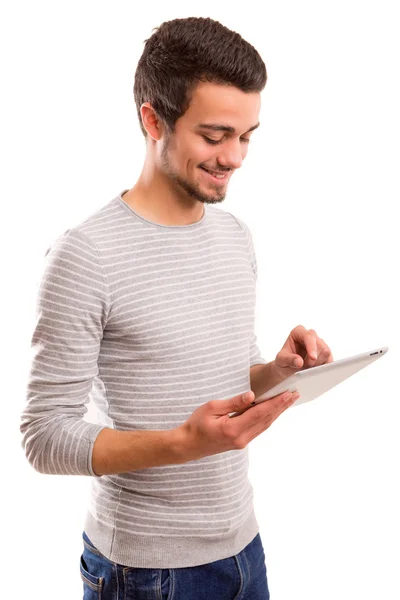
[{"xmin": 133, "ymin": 17, "xmax": 267, "ymax": 139}]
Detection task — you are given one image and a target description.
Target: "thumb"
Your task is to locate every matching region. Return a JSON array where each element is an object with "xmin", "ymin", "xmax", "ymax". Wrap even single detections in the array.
[
  {"xmin": 229, "ymin": 390, "xmax": 255, "ymax": 412},
  {"xmin": 230, "ymin": 391, "xmax": 255, "ymax": 417},
  {"xmin": 241, "ymin": 391, "xmax": 255, "ymax": 404},
  {"xmin": 213, "ymin": 391, "xmax": 255, "ymax": 416},
  {"xmin": 291, "ymin": 355, "xmax": 303, "ymax": 368},
  {"xmin": 277, "ymin": 351, "xmax": 303, "ymax": 369}
]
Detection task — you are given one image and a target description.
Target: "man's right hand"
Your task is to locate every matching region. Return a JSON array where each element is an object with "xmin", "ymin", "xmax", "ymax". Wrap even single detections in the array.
[{"xmin": 174, "ymin": 389, "xmax": 300, "ymax": 462}]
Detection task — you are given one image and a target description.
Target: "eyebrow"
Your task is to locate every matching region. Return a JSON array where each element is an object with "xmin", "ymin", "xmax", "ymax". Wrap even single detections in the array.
[{"xmin": 196, "ymin": 122, "xmax": 260, "ymax": 134}]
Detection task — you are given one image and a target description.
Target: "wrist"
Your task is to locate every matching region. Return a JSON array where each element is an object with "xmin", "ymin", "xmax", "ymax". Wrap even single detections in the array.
[
  {"xmin": 169, "ymin": 426, "xmax": 190, "ymax": 465},
  {"xmin": 250, "ymin": 360, "xmax": 289, "ymax": 400},
  {"xmin": 270, "ymin": 359, "xmax": 290, "ymax": 383}
]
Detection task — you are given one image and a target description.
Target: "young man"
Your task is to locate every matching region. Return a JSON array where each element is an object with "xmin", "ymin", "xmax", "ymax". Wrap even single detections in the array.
[{"xmin": 21, "ymin": 17, "xmax": 333, "ymax": 599}]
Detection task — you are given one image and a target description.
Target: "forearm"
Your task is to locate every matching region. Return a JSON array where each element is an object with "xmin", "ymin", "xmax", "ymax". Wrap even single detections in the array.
[
  {"xmin": 250, "ymin": 360, "xmax": 288, "ymax": 400},
  {"xmin": 92, "ymin": 427, "xmax": 186, "ymax": 476},
  {"xmin": 93, "ymin": 363, "xmax": 289, "ymax": 475}
]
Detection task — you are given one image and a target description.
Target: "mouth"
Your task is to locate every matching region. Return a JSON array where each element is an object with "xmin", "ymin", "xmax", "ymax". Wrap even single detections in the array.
[{"xmin": 199, "ymin": 167, "xmax": 231, "ymax": 184}]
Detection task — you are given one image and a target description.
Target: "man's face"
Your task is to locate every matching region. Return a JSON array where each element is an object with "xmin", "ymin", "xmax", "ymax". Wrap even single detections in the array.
[{"xmin": 157, "ymin": 81, "xmax": 261, "ymax": 205}]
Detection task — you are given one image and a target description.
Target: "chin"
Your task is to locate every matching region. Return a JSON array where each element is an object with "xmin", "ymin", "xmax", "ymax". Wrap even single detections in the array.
[
  {"xmin": 201, "ymin": 193, "xmax": 226, "ymax": 205},
  {"xmin": 175, "ymin": 175, "xmax": 225, "ymax": 205}
]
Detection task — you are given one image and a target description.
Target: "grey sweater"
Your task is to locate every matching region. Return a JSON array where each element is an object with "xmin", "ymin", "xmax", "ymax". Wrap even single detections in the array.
[{"xmin": 20, "ymin": 190, "xmax": 267, "ymax": 568}]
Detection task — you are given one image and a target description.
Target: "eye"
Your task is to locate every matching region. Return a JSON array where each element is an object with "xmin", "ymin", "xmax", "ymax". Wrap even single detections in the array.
[
  {"xmin": 202, "ymin": 136, "xmax": 222, "ymax": 145},
  {"xmin": 202, "ymin": 136, "xmax": 251, "ymax": 145}
]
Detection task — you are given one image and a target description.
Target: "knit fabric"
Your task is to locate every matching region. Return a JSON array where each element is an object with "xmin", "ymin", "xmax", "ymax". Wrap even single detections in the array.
[{"xmin": 21, "ymin": 190, "xmax": 267, "ymax": 568}]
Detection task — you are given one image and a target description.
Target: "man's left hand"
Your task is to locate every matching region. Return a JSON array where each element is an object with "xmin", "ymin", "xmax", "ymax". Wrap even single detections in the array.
[{"xmin": 274, "ymin": 324, "xmax": 334, "ymax": 380}]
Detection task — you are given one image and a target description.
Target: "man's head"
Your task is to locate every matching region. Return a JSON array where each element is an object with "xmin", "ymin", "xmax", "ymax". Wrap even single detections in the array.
[{"xmin": 133, "ymin": 17, "xmax": 267, "ymax": 205}]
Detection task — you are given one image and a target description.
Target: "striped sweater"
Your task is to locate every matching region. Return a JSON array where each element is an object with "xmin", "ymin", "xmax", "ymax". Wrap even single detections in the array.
[{"xmin": 20, "ymin": 189, "xmax": 267, "ymax": 568}]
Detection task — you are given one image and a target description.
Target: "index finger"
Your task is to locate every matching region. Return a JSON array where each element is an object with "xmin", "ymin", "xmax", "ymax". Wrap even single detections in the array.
[
  {"xmin": 303, "ymin": 329, "xmax": 318, "ymax": 359},
  {"xmin": 291, "ymin": 325, "xmax": 318, "ymax": 360}
]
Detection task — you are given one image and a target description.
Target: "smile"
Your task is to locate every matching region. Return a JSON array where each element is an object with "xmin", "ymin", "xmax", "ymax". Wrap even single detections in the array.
[{"xmin": 200, "ymin": 167, "xmax": 230, "ymax": 183}]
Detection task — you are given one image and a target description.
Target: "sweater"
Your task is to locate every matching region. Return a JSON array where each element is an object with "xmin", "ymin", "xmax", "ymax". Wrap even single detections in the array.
[{"xmin": 20, "ymin": 189, "xmax": 267, "ymax": 568}]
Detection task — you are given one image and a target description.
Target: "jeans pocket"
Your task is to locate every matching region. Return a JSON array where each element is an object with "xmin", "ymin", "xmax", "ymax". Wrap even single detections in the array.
[{"xmin": 80, "ymin": 553, "xmax": 104, "ymax": 599}]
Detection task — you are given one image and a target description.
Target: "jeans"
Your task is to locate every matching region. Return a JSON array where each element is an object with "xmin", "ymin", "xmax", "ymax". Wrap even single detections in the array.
[{"xmin": 80, "ymin": 530, "xmax": 270, "ymax": 599}]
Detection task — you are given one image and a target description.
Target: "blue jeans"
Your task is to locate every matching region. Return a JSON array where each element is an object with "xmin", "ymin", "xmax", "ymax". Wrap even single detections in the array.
[{"xmin": 80, "ymin": 530, "xmax": 270, "ymax": 599}]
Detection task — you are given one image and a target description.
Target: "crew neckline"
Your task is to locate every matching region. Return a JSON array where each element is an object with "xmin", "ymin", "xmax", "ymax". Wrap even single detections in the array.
[{"xmin": 117, "ymin": 190, "xmax": 208, "ymax": 229}]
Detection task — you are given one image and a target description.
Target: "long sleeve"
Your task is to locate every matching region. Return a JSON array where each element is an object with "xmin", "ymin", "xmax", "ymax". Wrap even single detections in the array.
[
  {"xmin": 20, "ymin": 194, "xmax": 268, "ymax": 568},
  {"xmin": 20, "ymin": 228, "xmax": 111, "ymax": 476}
]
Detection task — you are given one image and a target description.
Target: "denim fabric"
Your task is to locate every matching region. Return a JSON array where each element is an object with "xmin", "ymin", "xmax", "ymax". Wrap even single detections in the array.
[{"xmin": 80, "ymin": 530, "xmax": 270, "ymax": 599}]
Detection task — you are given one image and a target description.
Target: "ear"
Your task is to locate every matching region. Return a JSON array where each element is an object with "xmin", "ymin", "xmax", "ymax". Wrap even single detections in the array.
[{"xmin": 140, "ymin": 103, "xmax": 164, "ymax": 141}]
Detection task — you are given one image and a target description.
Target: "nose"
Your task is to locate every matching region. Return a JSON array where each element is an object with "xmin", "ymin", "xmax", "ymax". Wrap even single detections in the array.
[{"xmin": 216, "ymin": 139, "xmax": 245, "ymax": 171}]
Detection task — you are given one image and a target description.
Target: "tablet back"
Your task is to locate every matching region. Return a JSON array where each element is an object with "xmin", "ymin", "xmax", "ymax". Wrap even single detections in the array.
[{"xmin": 256, "ymin": 346, "xmax": 389, "ymax": 407}]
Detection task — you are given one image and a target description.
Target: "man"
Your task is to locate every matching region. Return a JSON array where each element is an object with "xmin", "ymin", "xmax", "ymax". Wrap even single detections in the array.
[{"xmin": 21, "ymin": 16, "xmax": 333, "ymax": 599}]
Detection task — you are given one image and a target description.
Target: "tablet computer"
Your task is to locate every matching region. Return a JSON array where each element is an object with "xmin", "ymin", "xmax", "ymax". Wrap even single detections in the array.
[{"xmin": 230, "ymin": 346, "xmax": 388, "ymax": 418}]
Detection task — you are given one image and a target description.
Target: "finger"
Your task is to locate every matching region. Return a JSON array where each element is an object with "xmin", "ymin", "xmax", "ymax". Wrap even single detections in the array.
[
  {"xmin": 293, "ymin": 355, "xmax": 303, "ymax": 368},
  {"xmin": 305, "ymin": 333, "xmax": 335, "ymax": 368},
  {"xmin": 230, "ymin": 390, "xmax": 294, "ymax": 429},
  {"xmin": 306, "ymin": 329, "xmax": 319, "ymax": 359},
  {"xmin": 290, "ymin": 326, "xmax": 333, "ymax": 367},
  {"xmin": 292, "ymin": 326, "xmax": 318, "ymax": 361},
  {"xmin": 240, "ymin": 392, "xmax": 300, "ymax": 444},
  {"xmin": 300, "ymin": 330, "xmax": 319, "ymax": 367},
  {"xmin": 318, "ymin": 339, "xmax": 334, "ymax": 363},
  {"xmin": 278, "ymin": 350, "xmax": 302, "ymax": 369},
  {"xmin": 309, "ymin": 341, "xmax": 334, "ymax": 367},
  {"xmin": 319, "ymin": 342, "xmax": 334, "ymax": 364}
]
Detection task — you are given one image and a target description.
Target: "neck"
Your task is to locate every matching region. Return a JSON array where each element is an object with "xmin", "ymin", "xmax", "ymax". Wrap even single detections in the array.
[{"xmin": 122, "ymin": 163, "xmax": 204, "ymax": 226}]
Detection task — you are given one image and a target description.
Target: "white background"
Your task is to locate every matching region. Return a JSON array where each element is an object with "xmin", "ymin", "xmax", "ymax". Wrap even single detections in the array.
[{"xmin": 1, "ymin": 1, "xmax": 399, "ymax": 599}]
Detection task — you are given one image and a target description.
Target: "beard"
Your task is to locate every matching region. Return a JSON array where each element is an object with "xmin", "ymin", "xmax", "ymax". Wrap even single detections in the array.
[{"xmin": 160, "ymin": 134, "xmax": 227, "ymax": 206}]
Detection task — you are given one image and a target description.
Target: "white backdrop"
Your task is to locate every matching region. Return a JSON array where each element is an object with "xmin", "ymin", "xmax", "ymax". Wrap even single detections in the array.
[{"xmin": 1, "ymin": 1, "xmax": 399, "ymax": 599}]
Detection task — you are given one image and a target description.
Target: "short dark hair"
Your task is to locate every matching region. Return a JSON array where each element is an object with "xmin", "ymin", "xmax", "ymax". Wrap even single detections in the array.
[{"xmin": 133, "ymin": 17, "xmax": 267, "ymax": 139}]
